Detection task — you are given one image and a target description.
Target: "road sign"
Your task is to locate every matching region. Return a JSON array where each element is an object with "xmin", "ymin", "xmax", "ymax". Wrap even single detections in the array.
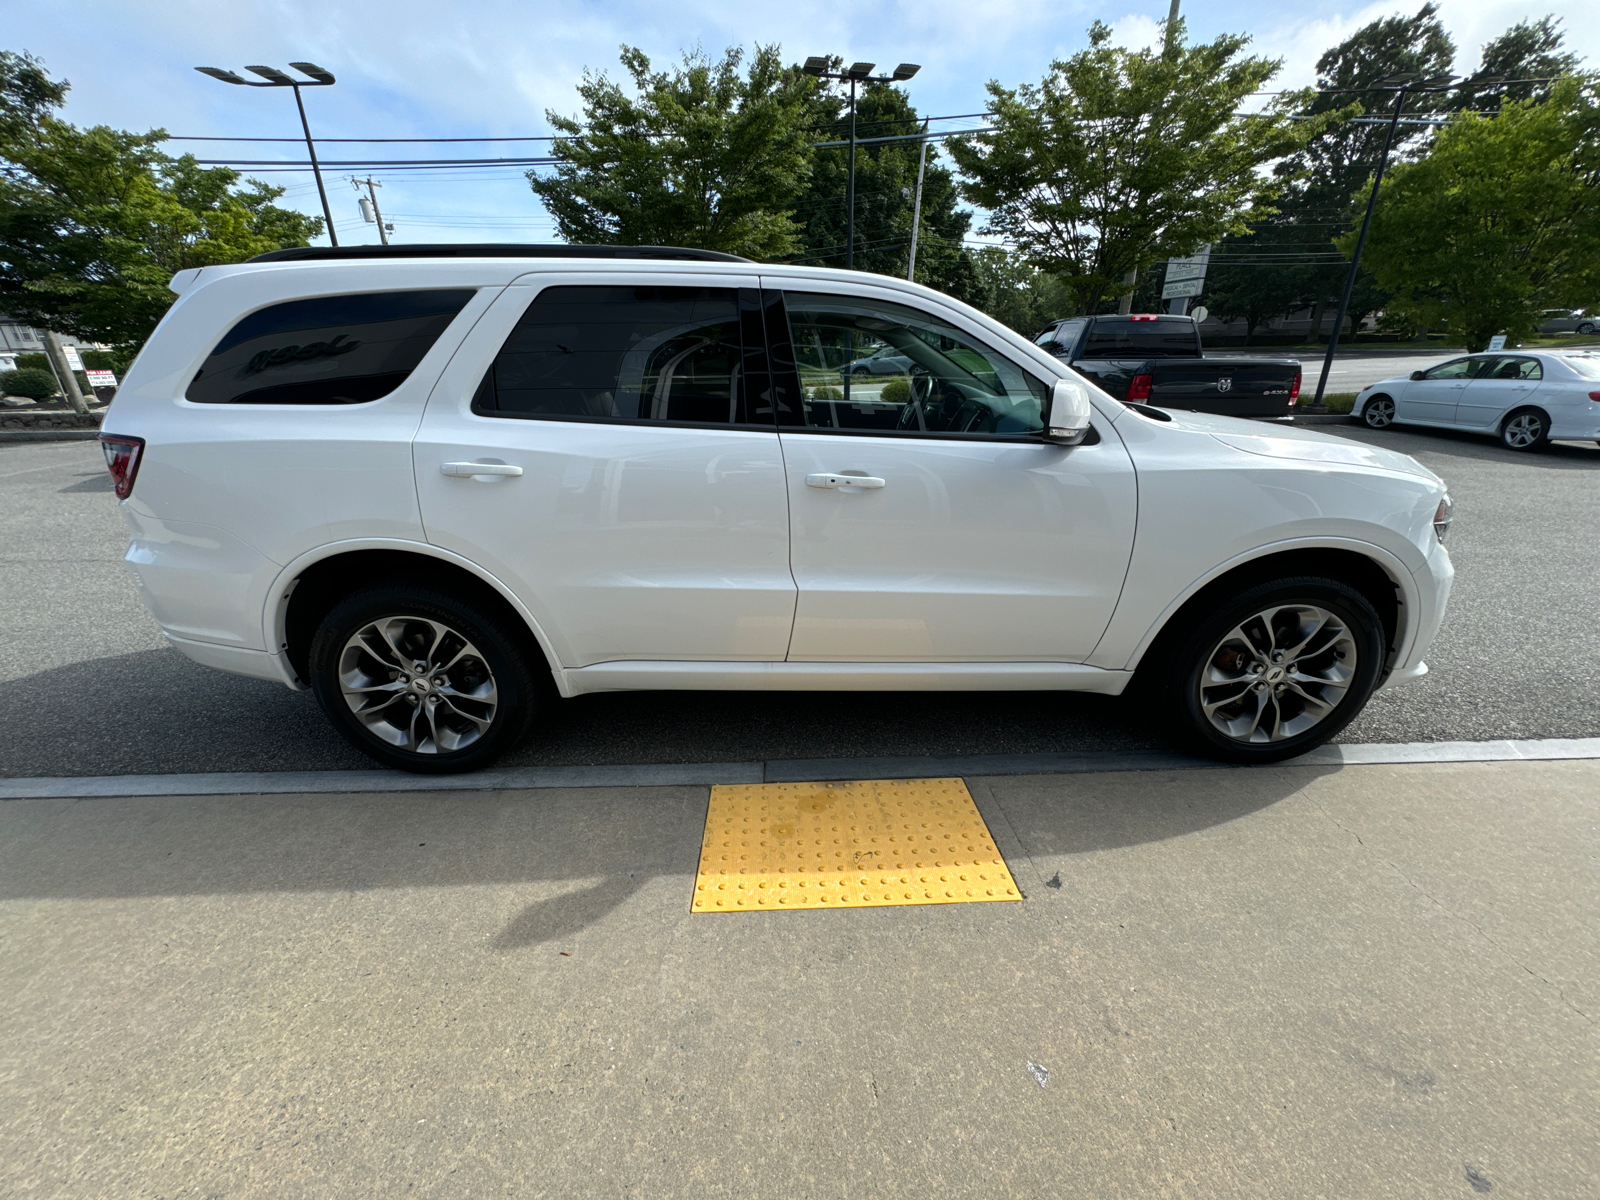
[
  {"xmin": 1190, "ymin": 305, "xmax": 1209, "ymax": 324},
  {"xmin": 1162, "ymin": 278, "xmax": 1204, "ymax": 300},
  {"xmin": 1164, "ymin": 247, "xmax": 1212, "ymax": 283},
  {"xmin": 1487, "ymin": 335, "xmax": 1507, "ymax": 351},
  {"xmin": 63, "ymin": 345, "xmax": 85, "ymax": 371}
]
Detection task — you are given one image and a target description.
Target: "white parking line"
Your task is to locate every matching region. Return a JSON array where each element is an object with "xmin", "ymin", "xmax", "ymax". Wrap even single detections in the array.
[{"xmin": 3, "ymin": 738, "xmax": 1598, "ymax": 800}]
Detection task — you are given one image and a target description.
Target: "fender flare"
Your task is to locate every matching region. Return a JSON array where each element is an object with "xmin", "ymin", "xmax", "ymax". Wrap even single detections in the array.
[
  {"xmin": 259, "ymin": 538, "xmax": 565, "ymax": 692},
  {"xmin": 1116, "ymin": 535, "xmax": 1425, "ymax": 675}
]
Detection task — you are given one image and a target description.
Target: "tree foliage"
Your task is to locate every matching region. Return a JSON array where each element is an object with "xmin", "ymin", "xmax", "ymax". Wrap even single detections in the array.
[
  {"xmin": 0, "ymin": 51, "xmax": 322, "ymax": 347},
  {"xmin": 1352, "ymin": 79, "xmax": 1600, "ymax": 350},
  {"xmin": 968, "ymin": 247, "xmax": 1069, "ymax": 335},
  {"xmin": 530, "ymin": 45, "xmax": 814, "ymax": 259},
  {"xmin": 948, "ymin": 20, "xmax": 1332, "ymax": 315},
  {"xmin": 787, "ymin": 72, "xmax": 981, "ymax": 301},
  {"xmin": 1450, "ymin": 16, "xmax": 1581, "ymax": 112}
]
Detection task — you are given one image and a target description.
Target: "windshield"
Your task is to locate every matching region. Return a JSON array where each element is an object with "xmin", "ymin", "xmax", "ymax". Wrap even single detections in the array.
[
  {"xmin": 1080, "ymin": 320, "xmax": 1198, "ymax": 358},
  {"xmin": 1561, "ymin": 355, "xmax": 1600, "ymax": 381}
]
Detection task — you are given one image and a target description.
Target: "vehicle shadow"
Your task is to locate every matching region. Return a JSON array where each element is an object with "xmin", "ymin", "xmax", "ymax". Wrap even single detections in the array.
[
  {"xmin": 2, "ymin": 648, "xmax": 1171, "ymax": 779},
  {"xmin": 0, "ymin": 760, "xmax": 1321, "ymax": 949}
]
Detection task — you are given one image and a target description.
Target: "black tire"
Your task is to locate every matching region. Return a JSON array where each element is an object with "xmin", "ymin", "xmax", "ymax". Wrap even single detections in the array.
[
  {"xmin": 1157, "ymin": 576, "xmax": 1387, "ymax": 764},
  {"xmin": 308, "ymin": 582, "xmax": 543, "ymax": 773},
  {"xmin": 1577, "ymin": 322, "xmax": 1595, "ymax": 335},
  {"xmin": 1499, "ymin": 407, "xmax": 1550, "ymax": 451},
  {"xmin": 1362, "ymin": 394, "xmax": 1395, "ymax": 428}
]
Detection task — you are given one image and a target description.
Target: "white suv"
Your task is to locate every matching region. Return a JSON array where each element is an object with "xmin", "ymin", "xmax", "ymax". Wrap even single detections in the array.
[{"xmin": 100, "ymin": 245, "xmax": 1454, "ymax": 773}]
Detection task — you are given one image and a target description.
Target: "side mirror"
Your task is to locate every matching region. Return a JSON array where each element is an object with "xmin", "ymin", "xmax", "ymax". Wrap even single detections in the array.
[
  {"xmin": 1410, "ymin": 370, "xmax": 1426, "ymax": 380},
  {"xmin": 1044, "ymin": 377, "xmax": 1093, "ymax": 445}
]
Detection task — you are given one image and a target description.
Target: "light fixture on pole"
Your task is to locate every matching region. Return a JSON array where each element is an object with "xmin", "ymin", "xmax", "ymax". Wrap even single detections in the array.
[
  {"xmin": 196, "ymin": 61, "xmax": 340, "ymax": 246},
  {"xmin": 1308, "ymin": 71, "xmax": 1455, "ymax": 410},
  {"xmin": 802, "ymin": 57, "xmax": 922, "ymax": 269}
]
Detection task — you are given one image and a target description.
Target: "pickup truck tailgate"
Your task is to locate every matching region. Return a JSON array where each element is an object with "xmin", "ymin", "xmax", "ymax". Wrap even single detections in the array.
[{"xmin": 1148, "ymin": 359, "xmax": 1300, "ymax": 419}]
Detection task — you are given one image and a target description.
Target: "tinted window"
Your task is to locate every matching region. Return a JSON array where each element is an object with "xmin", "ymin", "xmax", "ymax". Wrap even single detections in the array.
[
  {"xmin": 1080, "ymin": 319, "xmax": 1198, "ymax": 358},
  {"xmin": 186, "ymin": 289, "xmax": 474, "ymax": 405},
  {"xmin": 1421, "ymin": 357, "xmax": 1484, "ymax": 381},
  {"xmin": 474, "ymin": 285, "xmax": 768, "ymax": 425},
  {"xmin": 781, "ymin": 292, "xmax": 1046, "ymax": 436},
  {"xmin": 1035, "ymin": 318, "xmax": 1085, "ymax": 355},
  {"xmin": 1484, "ymin": 356, "xmax": 1542, "ymax": 380}
]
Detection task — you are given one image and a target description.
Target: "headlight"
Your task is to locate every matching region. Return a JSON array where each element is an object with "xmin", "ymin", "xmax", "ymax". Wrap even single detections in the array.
[{"xmin": 1433, "ymin": 495, "xmax": 1453, "ymax": 543}]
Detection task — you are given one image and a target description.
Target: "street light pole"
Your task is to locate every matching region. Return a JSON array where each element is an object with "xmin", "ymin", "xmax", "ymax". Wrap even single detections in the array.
[
  {"xmin": 196, "ymin": 62, "xmax": 340, "ymax": 246},
  {"xmin": 846, "ymin": 76, "xmax": 858, "ymax": 269},
  {"xmin": 802, "ymin": 58, "xmax": 922, "ymax": 271},
  {"xmin": 907, "ymin": 122, "xmax": 929, "ymax": 282},
  {"xmin": 1310, "ymin": 76, "xmax": 1450, "ymax": 409}
]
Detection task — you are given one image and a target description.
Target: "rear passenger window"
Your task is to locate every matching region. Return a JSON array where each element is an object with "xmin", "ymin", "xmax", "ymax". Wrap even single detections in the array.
[
  {"xmin": 473, "ymin": 285, "xmax": 770, "ymax": 426},
  {"xmin": 186, "ymin": 289, "xmax": 475, "ymax": 405}
]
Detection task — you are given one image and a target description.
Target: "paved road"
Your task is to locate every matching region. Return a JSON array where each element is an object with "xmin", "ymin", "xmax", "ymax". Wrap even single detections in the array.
[
  {"xmin": 3, "ymin": 428, "xmax": 1598, "ymax": 779},
  {"xmin": 1207, "ymin": 348, "xmax": 1456, "ymax": 394},
  {"xmin": 3, "ymin": 760, "xmax": 1595, "ymax": 1197}
]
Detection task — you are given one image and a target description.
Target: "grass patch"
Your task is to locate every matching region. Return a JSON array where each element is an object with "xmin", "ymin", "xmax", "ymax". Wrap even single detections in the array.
[{"xmin": 1308, "ymin": 392, "xmax": 1357, "ymax": 414}]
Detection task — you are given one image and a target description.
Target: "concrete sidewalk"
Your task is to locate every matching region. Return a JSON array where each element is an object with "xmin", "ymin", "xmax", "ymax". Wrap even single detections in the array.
[{"xmin": 3, "ymin": 760, "xmax": 1595, "ymax": 1198}]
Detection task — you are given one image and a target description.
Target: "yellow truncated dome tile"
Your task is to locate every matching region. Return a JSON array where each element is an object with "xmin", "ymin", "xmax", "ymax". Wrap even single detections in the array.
[{"xmin": 692, "ymin": 778, "xmax": 1020, "ymax": 912}]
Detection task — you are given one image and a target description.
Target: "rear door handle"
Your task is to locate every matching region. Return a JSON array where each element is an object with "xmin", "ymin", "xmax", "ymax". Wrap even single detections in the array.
[
  {"xmin": 806, "ymin": 472, "xmax": 885, "ymax": 489},
  {"xmin": 441, "ymin": 461, "xmax": 523, "ymax": 478}
]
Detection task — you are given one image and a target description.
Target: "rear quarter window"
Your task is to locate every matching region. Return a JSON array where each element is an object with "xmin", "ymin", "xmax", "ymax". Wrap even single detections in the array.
[{"xmin": 185, "ymin": 289, "xmax": 475, "ymax": 405}]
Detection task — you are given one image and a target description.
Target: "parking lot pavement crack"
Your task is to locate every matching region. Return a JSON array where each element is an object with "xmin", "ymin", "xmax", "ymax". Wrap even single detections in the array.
[{"xmin": 1307, "ymin": 790, "xmax": 1594, "ymax": 1028}]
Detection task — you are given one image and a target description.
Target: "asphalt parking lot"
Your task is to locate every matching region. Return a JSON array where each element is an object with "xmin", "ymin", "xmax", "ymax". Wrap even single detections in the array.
[{"xmin": 2, "ymin": 422, "xmax": 1597, "ymax": 780}]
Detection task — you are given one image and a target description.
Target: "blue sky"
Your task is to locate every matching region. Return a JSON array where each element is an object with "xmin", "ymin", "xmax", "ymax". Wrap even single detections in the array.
[{"xmin": 11, "ymin": 0, "xmax": 1597, "ymax": 247}]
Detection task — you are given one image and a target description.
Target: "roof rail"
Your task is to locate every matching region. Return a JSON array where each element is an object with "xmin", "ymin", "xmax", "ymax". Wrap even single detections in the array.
[{"xmin": 247, "ymin": 243, "xmax": 753, "ymax": 264}]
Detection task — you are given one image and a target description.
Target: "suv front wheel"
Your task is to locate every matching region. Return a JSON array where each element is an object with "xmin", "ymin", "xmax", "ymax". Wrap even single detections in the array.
[
  {"xmin": 1162, "ymin": 577, "xmax": 1386, "ymax": 764},
  {"xmin": 308, "ymin": 583, "xmax": 541, "ymax": 773}
]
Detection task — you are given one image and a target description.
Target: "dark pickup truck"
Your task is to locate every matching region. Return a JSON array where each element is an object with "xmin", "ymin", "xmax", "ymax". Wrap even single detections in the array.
[{"xmin": 1032, "ymin": 314, "xmax": 1301, "ymax": 420}]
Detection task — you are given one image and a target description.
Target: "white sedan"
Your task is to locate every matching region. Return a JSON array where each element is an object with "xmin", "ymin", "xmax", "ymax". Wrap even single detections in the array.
[{"xmin": 1353, "ymin": 350, "xmax": 1600, "ymax": 451}]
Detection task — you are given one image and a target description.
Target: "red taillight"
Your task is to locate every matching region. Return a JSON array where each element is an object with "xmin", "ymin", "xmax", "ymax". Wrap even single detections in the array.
[
  {"xmin": 100, "ymin": 434, "xmax": 144, "ymax": 499},
  {"xmin": 1127, "ymin": 373, "xmax": 1153, "ymax": 402},
  {"xmin": 1589, "ymin": 391, "xmax": 1600, "ymax": 401},
  {"xmin": 1289, "ymin": 372, "xmax": 1302, "ymax": 405}
]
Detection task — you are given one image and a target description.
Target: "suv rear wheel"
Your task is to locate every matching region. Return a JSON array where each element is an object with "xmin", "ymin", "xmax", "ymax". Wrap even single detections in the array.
[
  {"xmin": 1160, "ymin": 577, "xmax": 1386, "ymax": 764},
  {"xmin": 308, "ymin": 583, "xmax": 542, "ymax": 773}
]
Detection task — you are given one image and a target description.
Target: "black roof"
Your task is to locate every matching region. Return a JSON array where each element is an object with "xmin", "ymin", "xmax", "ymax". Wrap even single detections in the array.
[{"xmin": 248, "ymin": 243, "xmax": 752, "ymax": 264}]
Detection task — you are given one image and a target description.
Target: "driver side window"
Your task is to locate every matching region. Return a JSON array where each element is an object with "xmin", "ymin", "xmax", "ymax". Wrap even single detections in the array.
[{"xmin": 780, "ymin": 292, "xmax": 1046, "ymax": 437}]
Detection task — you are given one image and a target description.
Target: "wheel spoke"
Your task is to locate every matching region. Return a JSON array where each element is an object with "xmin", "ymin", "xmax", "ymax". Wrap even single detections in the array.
[
  {"xmin": 336, "ymin": 613, "xmax": 500, "ymax": 756},
  {"xmin": 1196, "ymin": 602, "xmax": 1359, "ymax": 747}
]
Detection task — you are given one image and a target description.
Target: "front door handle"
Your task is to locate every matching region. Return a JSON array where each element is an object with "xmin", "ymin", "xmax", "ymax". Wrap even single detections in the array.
[
  {"xmin": 441, "ymin": 461, "xmax": 523, "ymax": 478},
  {"xmin": 806, "ymin": 472, "xmax": 885, "ymax": 490}
]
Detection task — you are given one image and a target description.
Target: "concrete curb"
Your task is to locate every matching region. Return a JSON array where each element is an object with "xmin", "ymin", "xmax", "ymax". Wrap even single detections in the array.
[
  {"xmin": 0, "ymin": 429, "xmax": 102, "ymax": 442},
  {"xmin": 4, "ymin": 738, "xmax": 1598, "ymax": 800}
]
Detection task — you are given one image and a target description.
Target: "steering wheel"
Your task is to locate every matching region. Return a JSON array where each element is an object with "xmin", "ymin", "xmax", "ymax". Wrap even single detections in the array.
[{"xmin": 894, "ymin": 369, "xmax": 938, "ymax": 432}]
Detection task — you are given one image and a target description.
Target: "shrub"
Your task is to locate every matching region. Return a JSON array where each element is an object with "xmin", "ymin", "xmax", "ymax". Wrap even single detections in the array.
[
  {"xmin": 0, "ymin": 368, "xmax": 59, "ymax": 401},
  {"xmin": 809, "ymin": 384, "xmax": 843, "ymax": 402},
  {"xmin": 880, "ymin": 376, "xmax": 911, "ymax": 405}
]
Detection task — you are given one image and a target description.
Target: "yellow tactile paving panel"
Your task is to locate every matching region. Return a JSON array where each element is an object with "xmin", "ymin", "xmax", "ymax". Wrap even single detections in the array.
[{"xmin": 693, "ymin": 778, "xmax": 1020, "ymax": 912}]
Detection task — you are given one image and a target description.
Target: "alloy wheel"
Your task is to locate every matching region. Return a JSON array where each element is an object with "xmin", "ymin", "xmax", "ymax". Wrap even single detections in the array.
[
  {"xmin": 1363, "ymin": 397, "xmax": 1394, "ymax": 428},
  {"xmin": 1502, "ymin": 412, "xmax": 1545, "ymax": 449},
  {"xmin": 1197, "ymin": 604, "xmax": 1358, "ymax": 744},
  {"xmin": 337, "ymin": 615, "xmax": 498, "ymax": 753}
]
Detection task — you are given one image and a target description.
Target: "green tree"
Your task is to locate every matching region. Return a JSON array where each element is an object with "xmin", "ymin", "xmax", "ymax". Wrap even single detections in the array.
[
  {"xmin": 787, "ymin": 71, "xmax": 982, "ymax": 301},
  {"xmin": 1202, "ymin": 227, "xmax": 1318, "ymax": 342},
  {"xmin": 530, "ymin": 45, "xmax": 814, "ymax": 259},
  {"xmin": 949, "ymin": 20, "xmax": 1331, "ymax": 315},
  {"xmin": 1269, "ymin": 6, "xmax": 1455, "ymax": 339},
  {"xmin": 0, "ymin": 51, "xmax": 322, "ymax": 347},
  {"xmin": 968, "ymin": 246, "xmax": 1070, "ymax": 335},
  {"xmin": 1450, "ymin": 16, "xmax": 1581, "ymax": 112},
  {"xmin": 1351, "ymin": 79, "xmax": 1600, "ymax": 351}
]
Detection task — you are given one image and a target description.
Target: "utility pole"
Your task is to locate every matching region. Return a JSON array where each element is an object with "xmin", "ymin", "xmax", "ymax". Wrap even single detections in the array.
[
  {"xmin": 802, "ymin": 58, "xmax": 922, "ymax": 271},
  {"xmin": 1310, "ymin": 73, "xmax": 1452, "ymax": 409},
  {"xmin": 906, "ymin": 122, "xmax": 929, "ymax": 282},
  {"xmin": 42, "ymin": 332, "xmax": 89, "ymax": 415},
  {"xmin": 353, "ymin": 176, "xmax": 391, "ymax": 245}
]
